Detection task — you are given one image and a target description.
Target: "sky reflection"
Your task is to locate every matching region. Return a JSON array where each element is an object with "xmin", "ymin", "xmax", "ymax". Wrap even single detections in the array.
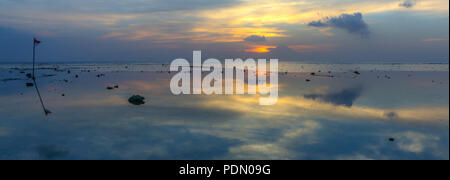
[{"xmin": 0, "ymin": 63, "xmax": 448, "ymax": 160}]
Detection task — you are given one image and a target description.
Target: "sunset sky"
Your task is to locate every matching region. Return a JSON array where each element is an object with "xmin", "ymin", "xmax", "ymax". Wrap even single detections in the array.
[{"xmin": 0, "ymin": 0, "xmax": 448, "ymax": 63}]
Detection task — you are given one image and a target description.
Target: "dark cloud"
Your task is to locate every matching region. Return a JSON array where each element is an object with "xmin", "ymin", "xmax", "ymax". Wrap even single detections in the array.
[
  {"xmin": 399, "ymin": 0, "xmax": 417, "ymax": 8},
  {"xmin": 36, "ymin": 145, "xmax": 69, "ymax": 159},
  {"xmin": 265, "ymin": 45, "xmax": 301, "ymax": 61},
  {"xmin": 304, "ymin": 87, "xmax": 363, "ymax": 107},
  {"xmin": 308, "ymin": 13, "xmax": 370, "ymax": 38},
  {"xmin": 308, "ymin": 21, "xmax": 328, "ymax": 28},
  {"xmin": 244, "ymin": 35, "xmax": 266, "ymax": 42}
]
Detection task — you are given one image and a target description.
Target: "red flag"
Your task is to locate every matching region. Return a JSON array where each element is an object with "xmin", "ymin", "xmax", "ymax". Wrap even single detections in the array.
[{"xmin": 34, "ymin": 38, "xmax": 41, "ymax": 45}]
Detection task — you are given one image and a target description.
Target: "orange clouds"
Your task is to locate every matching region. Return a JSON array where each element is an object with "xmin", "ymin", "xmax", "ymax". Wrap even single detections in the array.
[
  {"xmin": 245, "ymin": 45, "xmax": 277, "ymax": 53},
  {"xmin": 93, "ymin": 0, "xmax": 448, "ymax": 45},
  {"xmin": 244, "ymin": 44, "xmax": 336, "ymax": 54}
]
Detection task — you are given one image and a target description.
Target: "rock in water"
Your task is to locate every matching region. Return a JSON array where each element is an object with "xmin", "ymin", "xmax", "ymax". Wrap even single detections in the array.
[
  {"xmin": 26, "ymin": 73, "xmax": 33, "ymax": 79},
  {"xmin": 128, "ymin": 95, "xmax": 145, "ymax": 105},
  {"xmin": 26, "ymin": 83, "xmax": 34, "ymax": 87}
]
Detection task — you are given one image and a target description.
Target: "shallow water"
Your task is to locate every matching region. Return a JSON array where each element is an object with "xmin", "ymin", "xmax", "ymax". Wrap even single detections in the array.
[{"xmin": 0, "ymin": 63, "xmax": 448, "ymax": 160}]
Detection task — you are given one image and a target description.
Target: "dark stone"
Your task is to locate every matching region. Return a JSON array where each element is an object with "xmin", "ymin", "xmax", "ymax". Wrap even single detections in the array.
[
  {"xmin": 26, "ymin": 83, "xmax": 34, "ymax": 87},
  {"xmin": 26, "ymin": 73, "xmax": 33, "ymax": 79},
  {"xmin": 128, "ymin": 95, "xmax": 146, "ymax": 105},
  {"xmin": 42, "ymin": 74, "xmax": 56, "ymax": 77}
]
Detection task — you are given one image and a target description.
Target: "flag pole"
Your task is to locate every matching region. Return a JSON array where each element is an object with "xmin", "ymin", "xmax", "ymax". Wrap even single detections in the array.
[
  {"xmin": 33, "ymin": 39, "xmax": 36, "ymax": 80},
  {"xmin": 32, "ymin": 38, "xmax": 51, "ymax": 116}
]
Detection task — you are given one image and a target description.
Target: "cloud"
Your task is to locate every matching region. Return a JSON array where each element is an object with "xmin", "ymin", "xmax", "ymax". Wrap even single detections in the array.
[
  {"xmin": 399, "ymin": 0, "xmax": 417, "ymax": 8},
  {"xmin": 227, "ymin": 120, "xmax": 321, "ymax": 160},
  {"xmin": 336, "ymin": 154, "xmax": 375, "ymax": 160},
  {"xmin": 308, "ymin": 21, "xmax": 328, "ymax": 27},
  {"xmin": 0, "ymin": 0, "xmax": 242, "ymax": 14},
  {"xmin": 394, "ymin": 132, "xmax": 440, "ymax": 153},
  {"xmin": 189, "ymin": 94, "xmax": 449, "ymax": 126},
  {"xmin": 304, "ymin": 87, "xmax": 363, "ymax": 107},
  {"xmin": 288, "ymin": 44, "xmax": 336, "ymax": 53},
  {"xmin": 336, "ymin": 130, "xmax": 446, "ymax": 160},
  {"xmin": 1, "ymin": 0, "xmax": 449, "ymax": 63},
  {"xmin": 308, "ymin": 13, "xmax": 370, "ymax": 38},
  {"xmin": 244, "ymin": 35, "xmax": 266, "ymax": 42},
  {"xmin": 265, "ymin": 45, "xmax": 300, "ymax": 60}
]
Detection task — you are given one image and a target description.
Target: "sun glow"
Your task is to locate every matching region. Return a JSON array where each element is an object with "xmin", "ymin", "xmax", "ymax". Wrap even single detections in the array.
[{"xmin": 245, "ymin": 45, "xmax": 277, "ymax": 53}]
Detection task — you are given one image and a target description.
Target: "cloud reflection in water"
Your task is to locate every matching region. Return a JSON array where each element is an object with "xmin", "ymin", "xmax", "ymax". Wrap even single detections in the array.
[{"xmin": 0, "ymin": 64, "xmax": 448, "ymax": 160}]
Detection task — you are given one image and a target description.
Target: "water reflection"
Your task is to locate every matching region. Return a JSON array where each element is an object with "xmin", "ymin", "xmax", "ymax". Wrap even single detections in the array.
[{"xmin": 0, "ymin": 63, "xmax": 448, "ymax": 160}]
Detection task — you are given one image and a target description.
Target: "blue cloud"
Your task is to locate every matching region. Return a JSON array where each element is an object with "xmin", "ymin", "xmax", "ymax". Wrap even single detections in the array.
[
  {"xmin": 399, "ymin": 0, "xmax": 417, "ymax": 8},
  {"xmin": 244, "ymin": 35, "xmax": 267, "ymax": 42},
  {"xmin": 307, "ymin": 21, "xmax": 328, "ymax": 27},
  {"xmin": 304, "ymin": 87, "xmax": 363, "ymax": 107},
  {"xmin": 308, "ymin": 13, "xmax": 370, "ymax": 38}
]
